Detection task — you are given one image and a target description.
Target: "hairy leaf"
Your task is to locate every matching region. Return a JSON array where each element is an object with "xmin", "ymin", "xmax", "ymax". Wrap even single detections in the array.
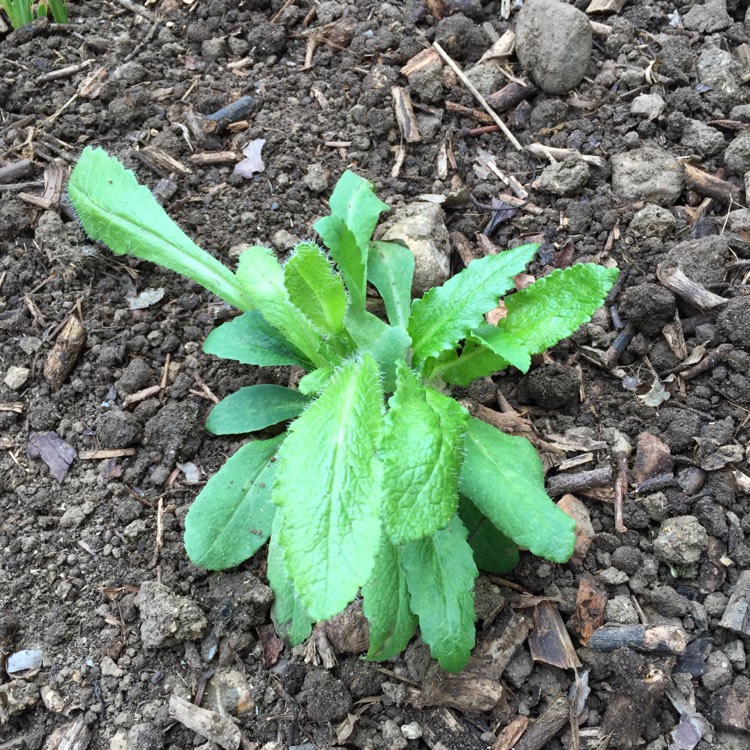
[
  {"xmin": 68, "ymin": 147, "xmax": 253, "ymax": 310},
  {"xmin": 367, "ymin": 240, "xmax": 415, "ymax": 328},
  {"xmin": 429, "ymin": 337, "xmax": 509, "ymax": 387},
  {"xmin": 273, "ymin": 355, "xmax": 384, "ymax": 621},
  {"xmin": 472, "ymin": 323, "xmax": 531, "ymax": 373},
  {"xmin": 381, "ymin": 362, "xmax": 467, "ymax": 543},
  {"xmin": 284, "ymin": 242, "xmax": 348, "ymax": 335},
  {"xmin": 480, "ymin": 264, "xmax": 619, "ymax": 371},
  {"xmin": 203, "ymin": 311, "xmax": 312, "ymax": 368},
  {"xmin": 362, "ymin": 538, "xmax": 418, "ymax": 661},
  {"xmin": 297, "ymin": 367, "xmax": 333, "ymax": 396},
  {"xmin": 409, "ymin": 244, "xmax": 538, "ymax": 365},
  {"xmin": 236, "ymin": 246, "xmax": 329, "ymax": 368},
  {"xmin": 459, "ymin": 495, "xmax": 519, "ymax": 575},
  {"xmin": 401, "ymin": 516, "xmax": 478, "ymax": 673},
  {"xmin": 459, "ymin": 418, "xmax": 575, "ymax": 562},
  {"xmin": 205, "ymin": 385, "xmax": 309, "ymax": 435},
  {"xmin": 184, "ymin": 437, "xmax": 282, "ymax": 570}
]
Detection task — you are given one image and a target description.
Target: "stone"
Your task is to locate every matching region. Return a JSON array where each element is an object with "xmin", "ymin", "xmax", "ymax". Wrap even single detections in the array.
[
  {"xmin": 382, "ymin": 719, "xmax": 408, "ymax": 750},
  {"xmin": 116, "ymin": 359, "xmax": 153, "ymax": 395},
  {"xmin": 378, "ymin": 202, "xmax": 450, "ymax": 296},
  {"xmin": 127, "ymin": 723, "xmax": 164, "ymax": 750},
  {"xmin": 711, "ymin": 677, "xmax": 750, "ymax": 732},
  {"xmin": 4, "ymin": 365, "xmax": 30, "ymax": 390},
  {"xmin": 135, "ymin": 580, "xmax": 207, "ymax": 648},
  {"xmin": 697, "ymin": 46, "xmax": 740, "ymax": 95},
  {"xmin": 703, "ymin": 650, "xmax": 734, "ymax": 691},
  {"xmin": 515, "ymin": 0, "xmax": 592, "ymax": 95},
  {"xmin": 717, "ymin": 298, "xmax": 750, "ymax": 348},
  {"xmin": 605, "ymin": 595, "xmax": 640, "ymax": 624},
  {"xmin": 465, "ymin": 63, "xmax": 505, "ymax": 96},
  {"xmin": 653, "ymin": 516, "xmax": 709, "ymax": 567},
  {"xmin": 201, "ymin": 37, "xmax": 227, "ymax": 60},
  {"xmin": 611, "ymin": 146, "xmax": 684, "ymax": 205},
  {"xmin": 621, "ymin": 283, "xmax": 676, "ymax": 337},
  {"xmin": 301, "ymin": 163, "xmax": 328, "ymax": 194},
  {"xmin": 630, "ymin": 204, "xmax": 676, "ymax": 236},
  {"xmin": 100, "ymin": 656, "xmax": 124, "ymax": 678},
  {"xmin": 401, "ymin": 722, "xmax": 423, "ymax": 740},
  {"xmin": 630, "ymin": 94, "xmax": 665, "ymax": 119},
  {"xmin": 681, "ymin": 120, "xmax": 725, "ymax": 158},
  {"xmin": 203, "ymin": 668, "xmax": 254, "ymax": 717},
  {"xmin": 598, "ymin": 567, "xmax": 629, "ymax": 586},
  {"xmin": 683, "ymin": 0, "xmax": 733, "ymax": 33},
  {"xmin": 651, "ymin": 586, "xmax": 689, "ymax": 617},
  {"xmin": 725, "ymin": 134, "xmax": 750, "ymax": 175},
  {"xmin": 96, "ymin": 409, "xmax": 142, "ymax": 449},
  {"xmin": 532, "ymin": 158, "xmax": 590, "ymax": 196}
]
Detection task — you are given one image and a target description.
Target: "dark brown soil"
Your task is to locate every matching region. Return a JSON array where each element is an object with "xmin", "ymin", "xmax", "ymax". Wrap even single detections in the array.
[{"xmin": 2, "ymin": 1, "xmax": 750, "ymax": 749}]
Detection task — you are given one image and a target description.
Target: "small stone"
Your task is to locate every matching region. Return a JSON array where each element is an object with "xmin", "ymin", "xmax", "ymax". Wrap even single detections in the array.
[
  {"xmin": 704, "ymin": 591, "xmax": 729, "ymax": 616},
  {"xmin": 698, "ymin": 47, "xmax": 740, "ymax": 95},
  {"xmin": 201, "ymin": 37, "xmax": 227, "ymax": 60},
  {"xmin": 100, "ymin": 656, "xmax": 124, "ymax": 678},
  {"xmin": 598, "ymin": 567, "xmax": 629, "ymax": 586},
  {"xmin": 465, "ymin": 63, "xmax": 505, "ymax": 96},
  {"xmin": 725, "ymin": 640, "xmax": 746, "ymax": 671},
  {"xmin": 650, "ymin": 586, "xmax": 689, "ymax": 617},
  {"xmin": 4, "ymin": 365, "xmax": 30, "ymax": 390},
  {"xmin": 725, "ymin": 134, "xmax": 750, "ymax": 176},
  {"xmin": 653, "ymin": 516, "xmax": 709, "ymax": 567},
  {"xmin": 621, "ymin": 283, "xmax": 677, "ymax": 337},
  {"xmin": 515, "ymin": 0, "xmax": 592, "ymax": 94},
  {"xmin": 127, "ymin": 723, "xmax": 164, "ymax": 750},
  {"xmin": 135, "ymin": 580, "xmax": 208, "ymax": 648},
  {"xmin": 382, "ymin": 719, "xmax": 408, "ymax": 750},
  {"xmin": 203, "ymin": 668, "xmax": 254, "ymax": 717},
  {"xmin": 532, "ymin": 158, "xmax": 590, "ymax": 196},
  {"xmin": 630, "ymin": 94, "xmax": 665, "ymax": 118},
  {"xmin": 605, "ymin": 595, "xmax": 640, "ymax": 624},
  {"xmin": 6, "ymin": 649, "xmax": 44, "ymax": 674},
  {"xmin": 97, "ymin": 410, "xmax": 142, "ymax": 449},
  {"xmin": 401, "ymin": 722, "xmax": 423, "ymax": 740},
  {"xmin": 683, "ymin": 0, "xmax": 733, "ymax": 33},
  {"xmin": 301, "ymin": 163, "xmax": 328, "ymax": 194},
  {"xmin": 681, "ymin": 120, "xmax": 725, "ymax": 158},
  {"xmin": 116, "ymin": 359, "xmax": 153, "ymax": 395},
  {"xmin": 630, "ymin": 204, "xmax": 676, "ymax": 236},
  {"xmin": 717, "ymin": 298, "xmax": 750, "ymax": 348},
  {"xmin": 611, "ymin": 146, "xmax": 684, "ymax": 205},
  {"xmin": 711, "ymin": 677, "xmax": 750, "ymax": 732},
  {"xmin": 703, "ymin": 650, "xmax": 734, "ymax": 690}
]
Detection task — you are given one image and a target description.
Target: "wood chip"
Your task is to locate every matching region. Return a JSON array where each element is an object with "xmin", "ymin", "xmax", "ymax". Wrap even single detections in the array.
[
  {"xmin": 681, "ymin": 161, "xmax": 742, "ymax": 205},
  {"xmin": 492, "ymin": 716, "xmax": 529, "ymax": 750},
  {"xmin": 656, "ymin": 265, "xmax": 728, "ymax": 310},
  {"xmin": 135, "ymin": 146, "xmax": 192, "ymax": 177},
  {"xmin": 78, "ymin": 448, "xmax": 137, "ymax": 460},
  {"xmin": 528, "ymin": 601, "xmax": 582, "ymax": 670},
  {"xmin": 526, "ymin": 143, "xmax": 607, "ymax": 169},
  {"xmin": 190, "ymin": 151, "xmax": 240, "ymax": 165},
  {"xmin": 44, "ymin": 316, "xmax": 86, "ymax": 390},
  {"xmin": 392, "ymin": 86, "xmax": 422, "ymax": 143},
  {"xmin": 568, "ymin": 577, "xmax": 607, "ymax": 646},
  {"xmin": 514, "ymin": 695, "xmax": 570, "ymax": 750},
  {"xmin": 400, "ymin": 47, "xmax": 441, "ymax": 78},
  {"xmin": 168, "ymin": 694, "xmax": 241, "ymax": 750},
  {"xmin": 633, "ymin": 432, "xmax": 673, "ymax": 492},
  {"xmin": 588, "ymin": 624, "xmax": 688, "ymax": 655}
]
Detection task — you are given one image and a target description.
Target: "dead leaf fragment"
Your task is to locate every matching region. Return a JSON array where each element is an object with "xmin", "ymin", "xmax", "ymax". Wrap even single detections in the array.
[
  {"xmin": 27, "ymin": 432, "xmax": 76, "ymax": 483},
  {"xmin": 233, "ymin": 139, "xmax": 266, "ymax": 178},
  {"xmin": 528, "ymin": 601, "xmax": 581, "ymax": 669},
  {"xmin": 127, "ymin": 287, "xmax": 165, "ymax": 310},
  {"xmin": 44, "ymin": 316, "xmax": 86, "ymax": 390},
  {"xmin": 637, "ymin": 376, "xmax": 670, "ymax": 407},
  {"xmin": 568, "ymin": 577, "xmax": 607, "ymax": 646}
]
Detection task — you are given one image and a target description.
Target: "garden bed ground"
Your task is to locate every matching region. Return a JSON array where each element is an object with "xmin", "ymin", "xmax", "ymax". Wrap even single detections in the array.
[{"xmin": 2, "ymin": 1, "xmax": 750, "ymax": 749}]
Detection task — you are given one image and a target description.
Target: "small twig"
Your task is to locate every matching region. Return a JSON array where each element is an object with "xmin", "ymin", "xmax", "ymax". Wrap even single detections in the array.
[
  {"xmin": 433, "ymin": 42, "xmax": 522, "ymax": 151},
  {"xmin": 113, "ymin": 0, "xmax": 158, "ymax": 22},
  {"xmin": 37, "ymin": 59, "xmax": 94, "ymax": 83},
  {"xmin": 150, "ymin": 496, "xmax": 164, "ymax": 568},
  {"xmin": 612, "ymin": 432, "xmax": 631, "ymax": 533}
]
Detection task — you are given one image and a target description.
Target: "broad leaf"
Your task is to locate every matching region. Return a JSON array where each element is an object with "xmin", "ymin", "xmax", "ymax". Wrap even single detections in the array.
[
  {"xmin": 236, "ymin": 246, "xmax": 329, "ymax": 368},
  {"xmin": 273, "ymin": 355, "xmax": 384, "ymax": 620},
  {"xmin": 401, "ymin": 516, "xmax": 478, "ymax": 673},
  {"xmin": 362, "ymin": 538, "xmax": 418, "ymax": 661},
  {"xmin": 68, "ymin": 147, "xmax": 253, "ymax": 311},
  {"xmin": 459, "ymin": 495, "xmax": 519, "ymax": 575},
  {"xmin": 380, "ymin": 362, "xmax": 467, "ymax": 544},
  {"xmin": 367, "ymin": 240, "xmax": 415, "ymax": 328},
  {"xmin": 313, "ymin": 171, "xmax": 389, "ymax": 310},
  {"xmin": 297, "ymin": 367, "xmax": 333, "ymax": 396},
  {"xmin": 203, "ymin": 311, "xmax": 312, "ymax": 368},
  {"xmin": 429, "ymin": 338, "xmax": 509, "ymax": 387},
  {"xmin": 480, "ymin": 264, "xmax": 619, "ymax": 371},
  {"xmin": 268, "ymin": 516, "xmax": 314, "ymax": 645},
  {"xmin": 284, "ymin": 242, "xmax": 348, "ymax": 335},
  {"xmin": 205, "ymin": 385, "xmax": 309, "ymax": 435},
  {"xmin": 184, "ymin": 437, "xmax": 282, "ymax": 570},
  {"xmin": 409, "ymin": 244, "xmax": 538, "ymax": 365},
  {"xmin": 473, "ymin": 323, "xmax": 531, "ymax": 373},
  {"xmin": 459, "ymin": 418, "xmax": 575, "ymax": 563}
]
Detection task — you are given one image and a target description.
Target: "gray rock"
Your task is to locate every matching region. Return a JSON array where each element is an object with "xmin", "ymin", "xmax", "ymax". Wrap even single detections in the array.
[
  {"xmin": 730, "ymin": 104, "xmax": 750, "ymax": 122},
  {"xmin": 681, "ymin": 120, "xmax": 725, "ymax": 158},
  {"xmin": 621, "ymin": 283, "xmax": 676, "ymax": 337},
  {"xmin": 653, "ymin": 516, "xmax": 709, "ymax": 567},
  {"xmin": 201, "ymin": 37, "xmax": 227, "ymax": 60},
  {"xmin": 302, "ymin": 163, "xmax": 328, "ymax": 194},
  {"xmin": 96, "ymin": 409, "xmax": 142, "ymax": 449},
  {"xmin": 408, "ymin": 62, "xmax": 444, "ymax": 104},
  {"xmin": 630, "ymin": 204, "xmax": 675, "ymax": 236},
  {"xmin": 116, "ymin": 359, "xmax": 153, "ymax": 395},
  {"xmin": 718, "ymin": 297, "xmax": 750, "ymax": 348},
  {"xmin": 515, "ymin": 0, "xmax": 592, "ymax": 95},
  {"xmin": 702, "ymin": 650, "xmax": 733, "ymax": 691},
  {"xmin": 505, "ymin": 648, "xmax": 534, "ymax": 688},
  {"xmin": 111, "ymin": 61, "xmax": 149, "ymax": 85},
  {"xmin": 203, "ymin": 668, "xmax": 254, "ymax": 717},
  {"xmin": 378, "ymin": 202, "xmax": 450, "ymax": 296},
  {"xmin": 660, "ymin": 236, "xmax": 731, "ymax": 286},
  {"xmin": 598, "ymin": 567, "xmax": 629, "ymax": 586},
  {"xmin": 465, "ymin": 63, "xmax": 505, "ymax": 96},
  {"xmin": 683, "ymin": 0, "xmax": 733, "ymax": 32},
  {"xmin": 650, "ymin": 586, "xmax": 689, "ymax": 617},
  {"xmin": 127, "ymin": 723, "xmax": 164, "ymax": 750},
  {"xmin": 532, "ymin": 158, "xmax": 590, "ymax": 196},
  {"xmin": 135, "ymin": 580, "xmax": 208, "ymax": 648},
  {"xmin": 725, "ymin": 133, "xmax": 750, "ymax": 175},
  {"xmin": 605, "ymin": 595, "xmax": 640, "ymax": 624},
  {"xmin": 697, "ymin": 46, "xmax": 741, "ymax": 95},
  {"xmin": 382, "ymin": 719, "xmax": 408, "ymax": 750},
  {"xmin": 611, "ymin": 146, "xmax": 684, "ymax": 205},
  {"xmin": 630, "ymin": 94, "xmax": 665, "ymax": 118}
]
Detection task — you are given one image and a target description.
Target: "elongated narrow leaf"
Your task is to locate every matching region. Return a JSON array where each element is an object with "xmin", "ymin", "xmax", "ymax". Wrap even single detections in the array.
[
  {"xmin": 184, "ymin": 437, "xmax": 282, "ymax": 570},
  {"xmin": 203, "ymin": 310, "xmax": 312, "ymax": 368},
  {"xmin": 362, "ymin": 538, "xmax": 418, "ymax": 661},
  {"xmin": 429, "ymin": 338, "xmax": 510, "ymax": 387},
  {"xmin": 268, "ymin": 516, "xmax": 313, "ymax": 645},
  {"xmin": 408, "ymin": 244, "xmax": 538, "ymax": 365},
  {"xmin": 236, "ymin": 246, "xmax": 329, "ymax": 368},
  {"xmin": 367, "ymin": 240, "xmax": 415, "ymax": 328},
  {"xmin": 401, "ymin": 516, "xmax": 478, "ymax": 673},
  {"xmin": 380, "ymin": 362, "xmax": 467, "ymax": 543},
  {"xmin": 472, "ymin": 322, "xmax": 531, "ymax": 373},
  {"xmin": 284, "ymin": 242, "xmax": 348, "ymax": 335},
  {"xmin": 459, "ymin": 418, "xmax": 575, "ymax": 562},
  {"xmin": 205, "ymin": 385, "xmax": 308, "ymax": 435},
  {"xmin": 313, "ymin": 171, "xmax": 389, "ymax": 310},
  {"xmin": 273, "ymin": 355, "xmax": 384, "ymax": 621},
  {"xmin": 480, "ymin": 265, "xmax": 619, "ymax": 371},
  {"xmin": 459, "ymin": 495, "xmax": 519, "ymax": 575},
  {"xmin": 68, "ymin": 147, "xmax": 253, "ymax": 311}
]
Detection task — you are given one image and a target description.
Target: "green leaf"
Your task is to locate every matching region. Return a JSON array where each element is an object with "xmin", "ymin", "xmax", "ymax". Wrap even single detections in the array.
[
  {"xmin": 68, "ymin": 147, "xmax": 254, "ymax": 311},
  {"xmin": 184, "ymin": 437, "xmax": 282, "ymax": 570},
  {"xmin": 205, "ymin": 385, "xmax": 309, "ymax": 435},
  {"xmin": 268, "ymin": 516, "xmax": 314, "ymax": 645},
  {"xmin": 236, "ymin": 246, "xmax": 329, "ymax": 368},
  {"xmin": 459, "ymin": 495, "xmax": 519, "ymax": 575},
  {"xmin": 429, "ymin": 337, "xmax": 510, "ymax": 387},
  {"xmin": 203, "ymin": 311, "xmax": 313, "ymax": 368},
  {"xmin": 408, "ymin": 244, "xmax": 538, "ymax": 366},
  {"xmin": 480, "ymin": 265, "xmax": 619, "ymax": 371},
  {"xmin": 459, "ymin": 418, "xmax": 575, "ymax": 563},
  {"xmin": 367, "ymin": 240, "xmax": 415, "ymax": 328},
  {"xmin": 297, "ymin": 367, "xmax": 333, "ymax": 396},
  {"xmin": 380, "ymin": 362, "xmax": 467, "ymax": 543},
  {"xmin": 471, "ymin": 323, "xmax": 531, "ymax": 373},
  {"xmin": 313, "ymin": 171, "xmax": 389, "ymax": 310},
  {"xmin": 362, "ymin": 538, "xmax": 418, "ymax": 661},
  {"xmin": 273, "ymin": 355, "xmax": 384, "ymax": 621},
  {"xmin": 401, "ymin": 516, "xmax": 478, "ymax": 673},
  {"xmin": 344, "ymin": 308, "xmax": 411, "ymax": 393},
  {"xmin": 284, "ymin": 242, "xmax": 348, "ymax": 335}
]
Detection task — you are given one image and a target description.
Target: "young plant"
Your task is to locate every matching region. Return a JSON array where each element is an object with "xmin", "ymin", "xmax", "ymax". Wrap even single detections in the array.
[
  {"xmin": 1, "ymin": 0, "xmax": 67, "ymax": 28},
  {"xmin": 68, "ymin": 147, "xmax": 618, "ymax": 672}
]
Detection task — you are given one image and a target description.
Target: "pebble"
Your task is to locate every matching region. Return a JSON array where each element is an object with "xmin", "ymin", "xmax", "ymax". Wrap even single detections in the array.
[
  {"xmin": 681, "ymin": 120, "xmax": 725, "ymax": 158},
  {"xmin": 515, "ymin": 0, "xmax": 592, "ymax": 94},
  {"xmin": 532, "ymin": 158, "xmax": 590, "ymax": 196},
  {"xmin": 697, "ymin": 46, "xmax": 740, "ymax": 95},
  {"xmin": 598, "ymin": 567, "xmax": 629, "ymax": 586},
  {"xmin": 605, "ymin": 595, "xmax": 640, "ymax": 625},
  {"xmin": 630, "ymin": 204, "xmax": 675, "ymax": 236},
  {"xmin": 683, "ymin": 0, "xmax": 733, "ymax": 32},
  {"xmin": 401, "ymin": 722, "xmax": 423, "ymax": 740},
  {"xmin": 650, "ymin": 586, "xmax": 689, "ymax": 617},
  {"xmin": 724, "ymin": 133, "xmax": 750, "ymax": 175},
  {"xmin": 301, "ymin": 163, "xmax": 328, "ymax": 194},
  {"xmin": 100, "ymin": 656, "xmax": 124, "ymax": 678},
  {"xmin": 653, "ymin": 516, "xmax": 709, "ymax": 567},
  {"xmin": 6, "ymin": 649, "xmax": 44, "ymax": 674},
  {"xmin": 611, "ymin": 146, "xmax": 684, "ymax": 205},
  {"xmin": 135, "ymin": 581, "xmax": 207, "ymax": 648},
  {"xmin": 702, "ymin": 650, "xmax": 733, "ymax": 690},
  {"xmin": 4, "ymin": 365, "xmax": 29, "ymax": 390},
  {"xmin": 630, "ymin": 94, "xmax": 665, "ymax": 118}
]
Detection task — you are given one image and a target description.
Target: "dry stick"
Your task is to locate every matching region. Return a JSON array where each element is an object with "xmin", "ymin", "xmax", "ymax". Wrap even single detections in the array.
[
  {"xmin": 433, "ymin": 42, "xmax": 523, "ymax": 151},
  {"xmin": 113, "ymin": 0, "xmax": 158, "ymax": 22},
  {"xmin": 37, "ymin": 59, "xmax": 94, "ymax": 83}
]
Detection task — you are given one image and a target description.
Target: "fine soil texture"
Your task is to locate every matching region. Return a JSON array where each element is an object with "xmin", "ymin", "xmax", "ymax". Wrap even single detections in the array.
[{"xmin": 3, "ymin": 1, "xmax": 750, "ymax": 749}]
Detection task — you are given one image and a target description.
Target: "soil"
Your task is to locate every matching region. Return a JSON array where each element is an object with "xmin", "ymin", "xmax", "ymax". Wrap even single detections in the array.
[{"xmin": 2, "ymin": 1, "xmax": 750, "ymax": 749}]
